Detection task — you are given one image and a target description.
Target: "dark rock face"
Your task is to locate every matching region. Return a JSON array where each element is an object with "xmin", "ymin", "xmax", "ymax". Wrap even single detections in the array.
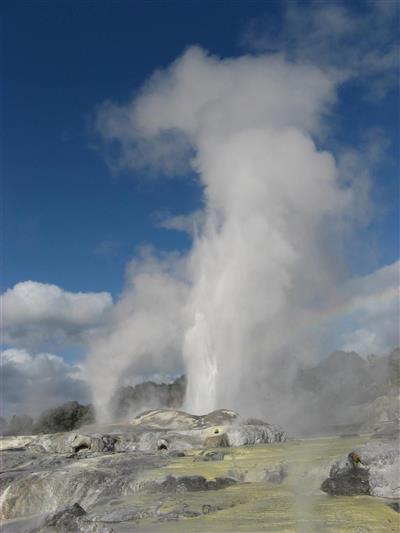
[
  {"xmin": 44, "ymin": 503, "xmax": 87, "ymax": 532},
  {"xmin": 158, "ymin": 474, "xmax": 237, "ymax": 492},
  {"xmin": 43, "ymin": 503, "xmax": 116, "ymax": 532},
  {"xmin": 34, "ymin": 402, "xmax": 95, "ymax": 434},
  {"xmin": 321, "ymin": 457, "xmax": 370, "ymax": 495},
  {"xmin": 1, "ymin": 402, "xmax": 95, "ymax": 437},
  {"xmin": 110, "ymin": 375, "xmax": 186, "ymax": 419},
  {"xmin": 387, "ymin": 502, "xmax": 400, "ymax": 513},
  {"xmin": 321, "ymin": 440, "xmax": 399, "ymax": 498}
]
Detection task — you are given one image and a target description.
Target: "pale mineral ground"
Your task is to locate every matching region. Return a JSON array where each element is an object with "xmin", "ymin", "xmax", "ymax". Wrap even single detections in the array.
[{"xmin": 0, "ymin": 409, "xmax": 398, "ymax": 533}]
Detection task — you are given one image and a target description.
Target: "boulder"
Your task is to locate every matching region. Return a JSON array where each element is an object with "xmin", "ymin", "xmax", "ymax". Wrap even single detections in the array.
[
  {"xmin": 44, "ymin": 503, "xmax": 86, "ymax": 532},
  {"xmin": 196, "ymin": 450, "xmax": 225, "ymax": 461},
  {"xmin": 130, "ymin": 408, "xmax": 286, "ymax": 448},
  {"xmin": 321, "ymin": 439, "xmax": 400, "ymax": 498},
  {"xmin": 158, "ymin": 474, "xmax": 237, "ymax": 492}
]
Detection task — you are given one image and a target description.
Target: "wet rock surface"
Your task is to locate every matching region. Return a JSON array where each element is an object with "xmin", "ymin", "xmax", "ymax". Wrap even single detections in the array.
[
  {"xmin": 0, "ymin": 408, "xmax": 285, "ymax": 531},
  {"xmin": 1, "ymin": 431, "xmax": 398, "ymax": 532},
  {"xmin": 321, "ymin": 438, "xmax": 400, "ymax": 498}
]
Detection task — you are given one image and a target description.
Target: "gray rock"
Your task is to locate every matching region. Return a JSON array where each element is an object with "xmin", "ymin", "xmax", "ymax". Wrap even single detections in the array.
[
  {"xmin": 196, "ymin": 450, "xmax": 225, "ymax": 461},
  {"xmin": 44, "ymin": 503, "xmax": 86, "ymax": 531},
  {"xmin": 204, "ymin": 433, "xmax": 229, "ymax": 448},
  {"xmin": 226, "ymin": 424, "xmax": 286, "ymax": 445},
  {"xmin": 157, "ymin": 474, "xmax": 237, "ymax": 492},
  {"xmin": 321, "ymin": 456, "xmax": 370, "ymax": 495},
  {"xmin": 0, "ymin": 408, "xmax": 285, "ymax": 524},
  {"xmin": 387, "ymin": 502, "xmax": 399, "ymax": 513},
  {"xmin": 130, "ymin": 408, "xmax": 239, "ymax": 430},
  {"xmin": 0, "ymin": 450, "xmax": 167, "ymax": 520},
  {"xmin": 202, "ymin": 503, "xmax": 221, "ymax": 514},
  {"xmin": 321, "ymin": 439, "xmax": 399, "ymax": 498}
]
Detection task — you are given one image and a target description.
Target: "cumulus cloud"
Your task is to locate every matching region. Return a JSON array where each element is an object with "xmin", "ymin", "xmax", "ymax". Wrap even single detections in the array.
[
  {"xmin": 2, "ymin": 281, "xmax": 113, "ymax": 348},
  {"xmin": 1, "ymin": 348, "xmax": 90, "ymax": 417},
  {"xmin": 241, "ymin": 0, "xmax": 399, "ymax": 99}
]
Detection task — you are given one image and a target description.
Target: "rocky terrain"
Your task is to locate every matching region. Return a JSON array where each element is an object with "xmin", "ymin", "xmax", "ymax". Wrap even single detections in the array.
[
  {"xmin": 321, "ymin": 430, "xmax": 400, "ymax": 499},
  {"xmin": 1, "ymin": 350, "xmax": 399, "ymax": 531},
  {"xmin": 1, "ymin": 408, "xmax": 399, "ymax": 532},
  {"xmin": 0, "ymin": 408, "xmax": 286, "ymax": 532}
]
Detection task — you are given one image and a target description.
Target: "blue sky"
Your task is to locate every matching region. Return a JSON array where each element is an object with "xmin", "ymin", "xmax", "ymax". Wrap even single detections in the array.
[
  {"xmin": 2, "ymin": 0, "xmax": 398, "ymax": 298},
  {"xmin": 2, "ymin": 0, "xmax": 274, "ymax": 297},
  {"xmin": 1, "ymin": 1, "xmax": 399, "ymax": 416}
]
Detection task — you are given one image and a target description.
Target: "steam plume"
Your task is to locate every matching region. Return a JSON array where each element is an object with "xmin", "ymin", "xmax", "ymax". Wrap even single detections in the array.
[{"xmin": 91, "ymin": 47, "xmax": 385, "ymax": 421}]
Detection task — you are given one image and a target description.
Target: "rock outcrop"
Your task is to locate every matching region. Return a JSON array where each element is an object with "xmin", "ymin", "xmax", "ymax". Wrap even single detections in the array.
[
  {"xmin": 110, "ymin": 375, "xmax": 186, "ymax": 419},
  {"xmin": 321, "ymin": 439, "xmax": 400, "ymax": 499},
  {"xmin": 0, "ymin": 408, "xmax": 286, "ymax": 527},
  {"xmin": 130, "ymin": 408, "xmax": 286, "ymax": 448},
  {"xmin": 130, "ymin": 408, "xmax": 239, "ymax": 430}
]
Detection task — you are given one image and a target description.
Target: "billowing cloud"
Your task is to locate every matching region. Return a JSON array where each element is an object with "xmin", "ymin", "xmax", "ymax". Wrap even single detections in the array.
[
  {"xmin": 2, "ymin": 281, "xmax": 113, "ymax": 348},
  {"xmin": 86, "ymin": 247, "xmax": 189, "ymax": 419},
  {"xmin": 339, "ymin": 261, "xmax": 399, "ymax": 356},
  {"xmin": 92, "ymin": 46, "xmax": 345, "ymax": 420},
  {"xmin": 1, "ymin": 348, "xmax": 90, "ymax": 417},
  {"xmin": 96, "ymin": 46, "xmax": 336, "ymax": 177},
  {"xmin": 241, "ymin": 0, "xmax": 399, "ymax": 99},
  {"xmin": 91, "ymin": 34, "xmax": 397, "ymax": 422}
]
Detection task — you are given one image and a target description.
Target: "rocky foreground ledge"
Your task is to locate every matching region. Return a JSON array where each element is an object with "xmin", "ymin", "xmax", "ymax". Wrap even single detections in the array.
[{"xmin": 0, "ymin": 409, "xmax": 286, "ymax": 531}]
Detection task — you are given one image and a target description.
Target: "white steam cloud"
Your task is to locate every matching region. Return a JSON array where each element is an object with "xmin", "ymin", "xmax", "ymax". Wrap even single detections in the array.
[
  {"xmin": 86, "ymin": 247, "xmax": 188, "ymax": 419},
  {"xmin": 91, "ymin": 46, "xmax": 397, "ymax": 421}
]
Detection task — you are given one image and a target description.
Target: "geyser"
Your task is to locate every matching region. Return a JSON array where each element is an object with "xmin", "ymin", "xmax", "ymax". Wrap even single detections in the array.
[{"xmin": 90, "ymin": 47, "xmax": 361, "ymax": 421}]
